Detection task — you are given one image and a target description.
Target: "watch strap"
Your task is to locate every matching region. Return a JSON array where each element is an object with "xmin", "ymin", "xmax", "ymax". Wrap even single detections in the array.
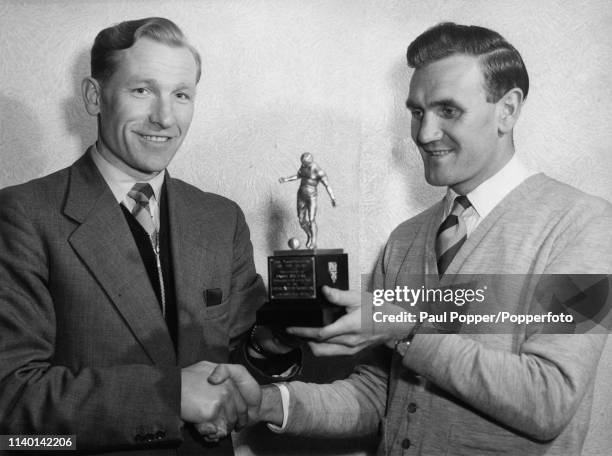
[{"xmin": 393, "ymin": 322, "xmax": 422, "ymax": 357}]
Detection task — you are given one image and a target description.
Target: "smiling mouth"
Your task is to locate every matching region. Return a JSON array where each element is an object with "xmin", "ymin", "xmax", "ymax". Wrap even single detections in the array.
[
  {"xmin": 139, "ymin": 134, "xmax": 172, "ymax": 143},
  {"xmin": 424, "ymin": 149, "xmax": 453, "ymax": 157}
]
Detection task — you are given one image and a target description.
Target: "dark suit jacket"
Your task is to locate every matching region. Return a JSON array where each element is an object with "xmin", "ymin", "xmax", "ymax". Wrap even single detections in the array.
[{"xmin": 0, "ymin": 150, "xmax": 266, "ymax": 455}]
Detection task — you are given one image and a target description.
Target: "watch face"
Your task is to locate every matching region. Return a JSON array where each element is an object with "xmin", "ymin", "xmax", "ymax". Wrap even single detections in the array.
[{"xmin": 396, "ymin": 340, "xmax": 411, "ymax": 358}]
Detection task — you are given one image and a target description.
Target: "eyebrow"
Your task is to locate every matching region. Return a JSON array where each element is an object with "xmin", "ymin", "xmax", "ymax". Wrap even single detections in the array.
[
  {"xmin": 174, "ymin": 83, "xmax": 196, "ymax": 91},
  {"xmin": 128, "ymin": 79, "xmax": 195, "ymax": 91},
  {"xmin": 406, "ymin": 98, "xmax": 463, "ymax": 110},
  {"xmin": 128, "ymin": 78, "xmax": 158, "ymax": 85},
  {"xmin": 405, "ymin": 98, "xmax": 419, "ymax": 110}
]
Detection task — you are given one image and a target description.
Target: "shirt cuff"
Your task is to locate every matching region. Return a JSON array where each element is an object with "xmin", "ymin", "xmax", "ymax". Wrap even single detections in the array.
[{"xmin": 266, "ymin": 383, "xmax": 290, "ymax": 433}]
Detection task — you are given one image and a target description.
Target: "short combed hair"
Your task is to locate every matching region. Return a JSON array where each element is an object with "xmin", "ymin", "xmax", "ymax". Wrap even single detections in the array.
[
  {"xmin": 91, "ymin": 17, "xmax": 202, "ymax": 84},
  {"xmin": 407, "ymin": 22, "xmax": 529, "ymax": 102}
]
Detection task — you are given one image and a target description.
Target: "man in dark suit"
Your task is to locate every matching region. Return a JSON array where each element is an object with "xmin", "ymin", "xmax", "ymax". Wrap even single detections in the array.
[{"xmin": 0, "ymin": 17, "xmax": 294, "ymax": 455}]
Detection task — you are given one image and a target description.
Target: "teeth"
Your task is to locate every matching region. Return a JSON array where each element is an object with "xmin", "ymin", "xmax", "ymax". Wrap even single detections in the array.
[
  {"xmin": 141, "ymin": 135, "xmax": 169, "ymax": 142},
  {"xmin": 429, "ymin": 150, "xmax": 451, "ymax": 156}
]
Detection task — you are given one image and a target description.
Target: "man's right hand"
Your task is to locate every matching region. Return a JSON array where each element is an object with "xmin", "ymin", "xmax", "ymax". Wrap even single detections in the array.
[
  {"xmin": 180, "ymin": 361, "xmax": 260, "ymax": 439},
  {"xmin": 207, "ymin": 364, "xmax": 262, "ymax": 423},
  {"xmin": 208, "ymin": 365, "xmax": 283, "ymax": 427}
]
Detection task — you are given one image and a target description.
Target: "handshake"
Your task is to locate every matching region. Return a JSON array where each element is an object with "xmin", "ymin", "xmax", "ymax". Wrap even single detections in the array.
[
  {"xmin": 179, "ymin": 286, "xmax": 393, "ymax": 441},
  {"xmin": 180, "ymin": 360, "xmax": 278, "ymax": 442}
]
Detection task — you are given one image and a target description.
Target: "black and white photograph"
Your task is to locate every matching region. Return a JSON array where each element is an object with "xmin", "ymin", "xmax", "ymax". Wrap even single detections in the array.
[{"xmin": 1, "ymin": 1, "xmax": 611, "ymax": 455}]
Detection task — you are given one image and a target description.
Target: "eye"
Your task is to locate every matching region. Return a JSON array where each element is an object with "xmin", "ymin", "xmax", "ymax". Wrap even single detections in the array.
[
  {"xmin": 176, "ymin": 92, "xmax": 191, "ymax": 101},
  {"xmin": 132, "ymin": 87, "xmax": 150, "ymax": 96},
  {"xmin": 410, "ymin": 109, "xmax": 423, "ymax": 120},
  {"xmin": 440, "ymin": 106, "xmax": 460, "ymax": 119}
]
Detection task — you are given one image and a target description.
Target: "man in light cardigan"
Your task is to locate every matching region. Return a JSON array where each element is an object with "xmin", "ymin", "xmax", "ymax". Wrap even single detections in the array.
[{"xmin": 219, "ymin": 22, "xmax": 612, "ymax": 455}]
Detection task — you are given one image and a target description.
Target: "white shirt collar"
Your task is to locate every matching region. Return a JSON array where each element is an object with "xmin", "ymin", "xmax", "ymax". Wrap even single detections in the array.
[
  {"xmin": 444, "ymin": 154, "xmax": 536, "ymax": 219},
  {"xmin": 90, "ymin": 143, "xmax": 165, "ymax": 204}
]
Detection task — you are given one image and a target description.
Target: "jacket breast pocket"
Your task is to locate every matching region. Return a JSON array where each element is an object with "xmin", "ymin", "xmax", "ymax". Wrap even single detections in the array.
[{"xmin": 202, "ymin": 287, "xmax": 230, "ymax": 320}]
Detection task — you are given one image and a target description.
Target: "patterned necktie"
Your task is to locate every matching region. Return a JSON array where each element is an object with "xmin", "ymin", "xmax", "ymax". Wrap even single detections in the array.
[
  {"xmin": 123, "ymin": 183, "xmax": 166, "ymax": 315},
  {"xmin": 124, "ymin": 183, "xmax": 157, "ymax": 239},
  {"xmin": 436, "ymin": 195, "xmax": 471, "ymax": 277}
]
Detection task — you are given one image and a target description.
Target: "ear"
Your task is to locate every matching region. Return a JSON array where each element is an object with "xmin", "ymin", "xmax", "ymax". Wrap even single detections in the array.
[
  {"xmin": 81, "ymin": 77, "xmax": 101, "ymax": 116},
  {"xmin": 496, "ymin": 87, "xmax": 524, "ymax": 135}
]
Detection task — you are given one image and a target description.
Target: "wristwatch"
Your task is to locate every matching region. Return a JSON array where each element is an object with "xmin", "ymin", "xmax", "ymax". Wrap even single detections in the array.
[{"xmin": 391, "ymin": 323, "xmax": 421, "ymax": 357}]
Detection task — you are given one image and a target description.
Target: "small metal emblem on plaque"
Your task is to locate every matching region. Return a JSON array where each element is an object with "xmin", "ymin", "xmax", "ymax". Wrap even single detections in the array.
[{"xmin": 328, "ymin": 261, "xmax": 338, "ymax": 284}]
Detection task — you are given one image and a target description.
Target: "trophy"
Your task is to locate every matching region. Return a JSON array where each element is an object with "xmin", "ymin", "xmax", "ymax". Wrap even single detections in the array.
[{"xmin": 256, "ymin": 153, "xmax": 349, "ymax": 327}]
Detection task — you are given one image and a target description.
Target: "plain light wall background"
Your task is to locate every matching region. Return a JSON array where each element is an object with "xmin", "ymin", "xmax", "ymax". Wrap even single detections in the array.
[{"xmin": 1, "ymin": 1, "xmax": 611, "ymax": 455}]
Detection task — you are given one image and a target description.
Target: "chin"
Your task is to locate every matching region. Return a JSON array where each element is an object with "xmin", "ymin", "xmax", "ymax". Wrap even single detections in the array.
[
  {"xmin": 136, "ymin": 155, "xmax": 174, "ymax": 171},
  {"xmin": 424, "ymin": 173, "xmax": 453, "ymax": 188},
  {"xmin": 130, "ymin": 161, "xmax": 168, "ymax": 176}
]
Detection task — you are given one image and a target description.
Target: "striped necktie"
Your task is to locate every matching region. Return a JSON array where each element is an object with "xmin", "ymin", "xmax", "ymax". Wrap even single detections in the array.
[
  {"xmin": 124, "ymin": 183, "xmax": 157, "ymax": 239},
  {"xmin": 123, "ymin": 183, "xmax": 166, "ymax": 315},
  {"xmin": 436, "ymin": 195, "xmax": 471, "ymax": 277}
]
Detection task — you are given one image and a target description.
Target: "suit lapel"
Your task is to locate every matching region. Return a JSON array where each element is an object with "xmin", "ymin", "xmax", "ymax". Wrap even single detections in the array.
[
  {"xmin": 165, "ymin": 176, "xmax": 221, "ymax": 366},
  {"xmin": 64, "ymin": 152, "xmax": 176, "ymax": 366}
]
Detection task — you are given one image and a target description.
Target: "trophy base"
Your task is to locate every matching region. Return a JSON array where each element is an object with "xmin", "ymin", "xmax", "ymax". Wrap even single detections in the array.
[
  {"xmin": 256, "ymin": 300, "xmax": 346, "ymax": 327},
  {"xmin": 256, "ymin": 248, "xmax": 349, "ymax": 327}
]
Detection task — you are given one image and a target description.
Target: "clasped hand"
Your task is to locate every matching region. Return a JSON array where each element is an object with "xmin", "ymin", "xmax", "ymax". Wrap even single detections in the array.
[
  {"xmin": 180, "ymin": 361, "xmax": 261, "ymax": 442},
  {"xmin": 178, "ymin": 287, "xmax": 412, "ymax": 440}
]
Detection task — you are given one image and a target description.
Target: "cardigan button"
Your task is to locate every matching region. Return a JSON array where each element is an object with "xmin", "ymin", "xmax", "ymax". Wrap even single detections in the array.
[{"xmin": 401, "ymin": 438, "xmax": 411, "ymax": 449}]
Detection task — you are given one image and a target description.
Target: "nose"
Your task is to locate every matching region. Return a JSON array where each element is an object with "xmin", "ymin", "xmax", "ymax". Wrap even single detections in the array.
[
  {"xmin": 149, "ymin": 96, "xmax": 174, "ymax": 129},
  {"xmin": 415, "ymin": 112, "xmax": 443, "ymax": 145}
]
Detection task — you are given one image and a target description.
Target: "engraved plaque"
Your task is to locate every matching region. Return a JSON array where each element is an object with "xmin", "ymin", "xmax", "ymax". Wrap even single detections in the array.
[{"xmin": 269, "ymin": 256, "xmax": 316, "ymax": 299}]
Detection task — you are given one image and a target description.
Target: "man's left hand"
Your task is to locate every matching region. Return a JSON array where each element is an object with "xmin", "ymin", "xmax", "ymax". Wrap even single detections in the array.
[
  {"xmin": 251, "ymin": 325, "xmax": 300, "ymax": 355},
  {"xmin": 286, "ymin": 286, "xmax": 397, "ymax": 356}
]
